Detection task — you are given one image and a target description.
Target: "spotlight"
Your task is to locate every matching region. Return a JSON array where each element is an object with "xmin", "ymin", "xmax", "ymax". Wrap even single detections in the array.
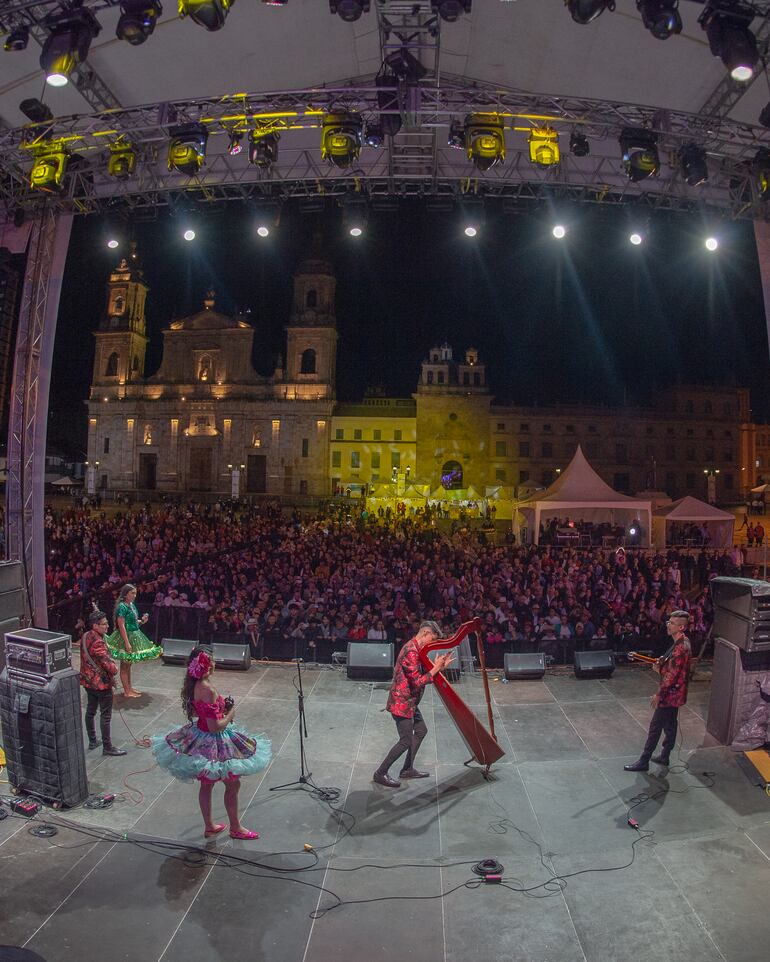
[
  {"xmin": 701, "ymin": 6, "xmax": 758, "ymax": 81},
  {"xmin": 431, "ymin": 0, "xmax": 471, "ymax": 22},
  {"xmin": 256, "ymin": 225, "xmax": 270, "ymax": 238},
  {"xmin": 629, "ymin": 232, "xmax": 643, "ymax": 245},
  {"xmin": 4, "ymin": 26, "xmax": 29, "ymax": 52},
  {"xmin": 552, "ymin": 224, "xmax": 566, "ymax": 239},
  {"xmin": 228, "ymin": 131, "xmax": 243, "ymax": 156},
  {"xmin": 365, "ymin": 122, "xmax": 384, "ymax": 148},
  {"xmin": 321, "ymin": 113, "xmax": 363, "ymax": 168},
  {"xmin": 464, "ymin": 226, "xmax": 477, "ymax": 237},
  {"xmin": 528, "ymin": 127, "xmax": 560, "ymax": 166},
  {"xmin": 29, "ymin": 143, "xmax": 69, "ymax": 193},
  {"xmin": 705, "ymin": 236, "xmax": 718, "ymax": 251},
  {"xmin": 637, "ymin": 1, "xmax": 681, "ymax": 40},
  {"xmin": 569, "ymin": 130, "xmax": 590, "ymax": 157},
  {"xmin": 108, "ymin": 141, "xmax": 137, "ymax": 179},
  {"xmin": 19, "ymin": 98, "xmax": 53, "ymax": 124},
  {"xmin": 249, "ymin": 131, "xmax": 279, "ymax": 168},
  {"xmin": 619, "ymin": 128, "xmax": 659, "ymax": 182},
  {"xmin": 107, "ymin": 239, "xmax": 120, "ymax": 249},
  {"xmin": 116, "ymin": 1, "xmax": 162, "ymax": 45},
  {"xmin": 179, "ymin": 0, "xmax": 235, "ymax": 30},
  {"xmin": 183, "ymin": 229, "xmax": 196, "ymax": 241},
  {"xmin": 464, "ymin": 114, "xmax": 506, "ymax": 171},
  {"xmin": 168, "ymin": 124, "xmax": 208, "ymax": 176},
  {"xmin": 40, "ymin": 8, "xmax": 101, "ymax": 87},
  {"xmin": 342, "ymin": 194, "xmax": 368, "ymax": 236},
  {"xmin": 754, "ymin": 147, "xmax": 770, "ymax": 200},
  {"xmin": 329, "ymin": 0, "xmax": 369, "ymax": 22},
  {"xmin": 679, "ymin": 142, "xmax": 707, "ymax": 188},
  {"xmin": 567, "ymin": 0, "xmax": 615, "ymax": 25}
]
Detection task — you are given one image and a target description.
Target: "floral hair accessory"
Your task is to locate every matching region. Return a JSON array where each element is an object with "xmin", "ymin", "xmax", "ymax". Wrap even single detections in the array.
[{"xmin": 188, "ymin": 651, "xmax": 213, "ymax": 679}]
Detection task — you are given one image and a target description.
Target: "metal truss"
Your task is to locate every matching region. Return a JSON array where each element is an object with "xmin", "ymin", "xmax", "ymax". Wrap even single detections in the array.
[
  {"xmin": 0, "ymin": 0, "xmax": 122, "ymax": 111},
  {"xmin": 1, "ymin": 73, "xmax": 770, "ymax": 216},
  {"xmin": 4, "ymin": 207, "xmax": 73, "ymax": 627}
]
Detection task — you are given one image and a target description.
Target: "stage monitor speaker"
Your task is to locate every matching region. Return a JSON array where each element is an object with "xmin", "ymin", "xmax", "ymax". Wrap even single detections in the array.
[
  {"xmin": 0, "ymin": 668, "xmax": 88, "ymax": 807},
  {"xmin": 347, "ymin": 641, "xmax": 394, "ymax": 681},
  {"xmin": 706, "ymin": 637, "xmax": 770, "ymax": 744},
  {"xmin": 574, "ymin": 650, "xmax": 615, "ymax": 678},
  {"xmin": 212, "ymin": 643, "xmax": 251, "ymax": 671},
  {"xmin": 504, "ymin": 652, "xmax": 546, "ymax": 680},
  {"xmin": 161, "ymin": 638, "xmax": 197, "ymax": 665},
  {"xmin": 711, "ymin": 577, "xmax": 770, "ymax": 652}
]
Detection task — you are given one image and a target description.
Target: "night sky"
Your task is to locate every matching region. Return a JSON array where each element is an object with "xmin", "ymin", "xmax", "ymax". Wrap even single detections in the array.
[{"xmin": 51, "ymin": 200, "xmax": 770, "ymax": 447}]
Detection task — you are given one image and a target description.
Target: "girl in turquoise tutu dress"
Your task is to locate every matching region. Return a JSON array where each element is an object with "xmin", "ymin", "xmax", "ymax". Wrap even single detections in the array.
[
  {"xmin": 106, "ymin": 583, "xmax": 162, "ymax": 697},
  {"xmin": 152, "ymin": 646, "xmax": 271, "ymax": 839}
]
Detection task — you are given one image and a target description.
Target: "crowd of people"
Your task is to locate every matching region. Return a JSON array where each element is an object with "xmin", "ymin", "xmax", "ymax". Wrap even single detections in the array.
[{"xmin": 38, "ymin": 500, "xmax": 745, "ymax": 665}]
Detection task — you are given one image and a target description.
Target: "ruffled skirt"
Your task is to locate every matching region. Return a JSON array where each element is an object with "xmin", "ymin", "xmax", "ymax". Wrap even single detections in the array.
[
  {"xmin": 106, "ymin": 628, "xmax": 162, "ymax": 663},
  {"xmin": 152, "ymin": 722, "xmax": 272, "ymax": 783}
]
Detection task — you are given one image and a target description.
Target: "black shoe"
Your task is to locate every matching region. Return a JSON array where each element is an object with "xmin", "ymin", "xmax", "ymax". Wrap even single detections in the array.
[
  {"xmin": 373, "ymin": 772, "xmax": 401, "ymax": 788},
  {"xmin": 651, "ymin": 754, "xmax": 670, "ymax": 766},
  {"xmin": 102, "ymin": 745, "xmax": 127, "ymax": 757},
  {"xmin": 87, "ymin": 739, "xmax": 101, "ymax": 751},
  {"xmin": 399, "ymin": 769, "xmax": 430, "ymax": 779},
  {"xmin": 623, "ymin": 760, "xmax": 649, "ymax": 772}
]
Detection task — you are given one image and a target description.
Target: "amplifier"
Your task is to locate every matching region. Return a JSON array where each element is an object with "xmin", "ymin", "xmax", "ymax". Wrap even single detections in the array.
[
  {"xmin": 711, "ymin": 577, "xmax": 770, "ymax": 652},
  {"xmin": 4, "ymin": 628, "xmax": 71, "ymax": 680}
]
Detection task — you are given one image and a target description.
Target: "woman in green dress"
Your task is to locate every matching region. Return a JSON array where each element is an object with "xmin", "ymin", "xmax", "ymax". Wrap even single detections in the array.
[{"xmin": 106, "ymin": 583, "xmax": 162, "ymax": 697}]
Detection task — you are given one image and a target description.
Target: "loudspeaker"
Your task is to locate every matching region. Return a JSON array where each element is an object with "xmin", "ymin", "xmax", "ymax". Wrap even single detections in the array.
[
  {"xmin": 347, "ymin": 641, "xmax": 394, "ymax": 680},
  {"xmin": 0, "ymin": 668, "xmax": 88, "ymax": 807},
  {"xmin": 711, "ymin": 577, "xmax": 770, "ymax": 652},
  {"xmin": 574, "ymin": 650, "xmax": 615, "ymax": 678},
  {"xmin": 161, "ymin": 638, "xmax": 197, "ymax": 665},
  {"xmin": 504, "ymin": 652, "xmax": 546, "ymax": 680},
  {"xmin": 0, "ymin": 561, "xmax": 23, "ymax": 592},
  {"xmin": 706, "ymin": 637, "xmax": 770, "ymax": 744},
  {"xmin": 212, "ymin": 643, "xmax": 250, "ymax": 671}
]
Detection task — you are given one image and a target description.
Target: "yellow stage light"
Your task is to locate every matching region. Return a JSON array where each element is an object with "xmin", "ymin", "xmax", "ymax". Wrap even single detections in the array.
[
  {"xmin": 464, "ymin": 113, "xmax": 505, "ymax": 171},
  {"xmin": 178, "ymin": 0, "xmax": 235, "ymax": 30},
  {"xmin": 29, "ymin": 143, "xmax": 69, "ymax": 193},
  {"xmin": 108, "ymin": 141, "xmax": 136, "ymax": 179},
  {"xmin": 321, "ymin": 112, "xmax": 363, "ymax": 168},
  {"xmin": 168, "ymin": 124, "xmax": 208, "ymax": 175},
  {"xmin": 528, "ymin": 127, "xmax": 560, "ymax": 166}
]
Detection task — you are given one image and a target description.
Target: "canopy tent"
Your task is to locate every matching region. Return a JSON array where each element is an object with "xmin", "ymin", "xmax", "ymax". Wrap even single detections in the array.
[
  {"xmin": 429, "ymin": 485, "xmax": 483, "ymax": 502},
  {"xmin": 751, "ymin": 484, "xmax": 770, "ymax": 494},
  {"xmin": 517, "ymin": 446, "xmax": 652, "ymax": 546},
  {"xmin": 652, "ymin": 496, "xmax": 735, "ymax": 549},
  {"xmin": 51, "ymin": 476, "xmax": 82, "ymax": 487}
]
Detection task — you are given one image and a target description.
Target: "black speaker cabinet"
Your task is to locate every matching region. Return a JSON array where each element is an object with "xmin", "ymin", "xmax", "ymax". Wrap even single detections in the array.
[
  {"xmin": 706, "ymin": 637, "xmax": 770, "ymax": 745},
  {"xmin": 347, "ymin": 641, "xmax": 394, "ymax": 680},
  {"xmin": 161, "ymin": 638, "xmax": 197, "ymax": 665},
  {"xmin": 0, "ymin": 668, "xmax": 88, "ymax": 807},
  {"xmin": 212, "ymin": 643, "xmax": 251, "ymax": 671},
  {"xmin": 574, "ymin": 649, "xmax": 615, "ymax": 678},
  {"xmin": 711, "ymin": 577, "xmax": 770, "ymax": 652},
  {"xmin": 504, "ymin": 652, "xmax": 546, "ymax": 680}
]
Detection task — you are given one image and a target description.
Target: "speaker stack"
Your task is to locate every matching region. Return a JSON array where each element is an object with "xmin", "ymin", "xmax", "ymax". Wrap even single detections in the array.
[
  {"xmin": 0, "ymin": 628, "xmax": 87, "ymax": 808},
  {"xmin": 347, "ymin": 642, "xmax": 394, "ymax": 680},
  {"xmin": 707, "ymin": 578, "xmax": 770, "ymax": 745},
  {"xmin": 573, "ymin": 650, "xmax": 615, "ymax": 679},
  {"xmin": 0, "ymin": 561, "xmax": 25, "ymax": 672}
]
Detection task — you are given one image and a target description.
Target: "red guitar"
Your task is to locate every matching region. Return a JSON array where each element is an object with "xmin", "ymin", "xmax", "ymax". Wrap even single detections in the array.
[{"xmin": 418, "ymin": 619, "xmax": 505, "ymax": 773}]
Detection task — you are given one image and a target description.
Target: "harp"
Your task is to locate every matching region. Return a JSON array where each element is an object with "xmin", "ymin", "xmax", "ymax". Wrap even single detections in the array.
[{"xmin": 418, "ymin": 618, "xmax": 505, "ymax": 773}]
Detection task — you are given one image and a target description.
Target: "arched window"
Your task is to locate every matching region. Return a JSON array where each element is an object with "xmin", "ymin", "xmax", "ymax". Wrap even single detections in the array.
[
  {"xmin": 300, "ymin": 348, "xmax": 316, "ymax": 374},
  {"xmin": 113, "ymin": 294, "xmax": 124, "ymax": 314},
  {"xmin": 199, "ymin": 354, "xmax": 212, "ymax": 382},
  {"xmin": 306, "ymin": 289, "xmax": 317, "ymax": 308},
  {"xmin": 441, "ymin": 460, "xmax": 463, "ymax": 490},
  {"xmin": 427, "ymin": 370, "xmax": 434, "ymax": 385},
  {"xmin": 131, "ymin": 355, "xmax": 139, "ymax": 373},
  {"xmin": 105, "ymin": 352, "xmax": 119, "ymax": 377}
]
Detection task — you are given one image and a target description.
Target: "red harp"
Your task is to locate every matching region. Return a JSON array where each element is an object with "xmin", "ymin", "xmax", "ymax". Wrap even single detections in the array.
[{"xmin": 418, "ymin": 618, "xmax": 505, "ymax": 773}]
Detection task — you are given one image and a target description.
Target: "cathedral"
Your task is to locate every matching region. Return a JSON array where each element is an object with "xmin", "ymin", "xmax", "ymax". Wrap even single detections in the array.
[{"xmin": 86, "ymin": 247, "xmax": 751, "ymax": 505}]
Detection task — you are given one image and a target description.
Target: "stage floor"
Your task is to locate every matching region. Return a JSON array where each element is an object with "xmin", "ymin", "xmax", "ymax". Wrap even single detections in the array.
[{"xmin": 2, "ymin": 660, "xmax": 770, "ymax": 962}]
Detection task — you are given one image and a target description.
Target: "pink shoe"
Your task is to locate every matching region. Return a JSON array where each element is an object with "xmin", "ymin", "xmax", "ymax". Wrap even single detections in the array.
[
  {"xmin": 229, "ymin": 828, "xmax": 259, "ymax": 840},
  {"xmin": 204, "ymin": 823, "xmax": 227, "ymax": 838}
]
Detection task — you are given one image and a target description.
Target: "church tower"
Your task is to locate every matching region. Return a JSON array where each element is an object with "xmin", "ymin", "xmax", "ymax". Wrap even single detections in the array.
[
  {"xmin": 280, "ymin": 252, "xmax": 338, "ymax": 400},
  {"xmin": 91, "ymin": 243, "xmax": 148, "ymax": 393}
]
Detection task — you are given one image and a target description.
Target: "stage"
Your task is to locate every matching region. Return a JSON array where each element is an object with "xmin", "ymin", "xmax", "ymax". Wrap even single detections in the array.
[{"xmin": 1, "ymin": 660, "xmax": 769, "ymax": 962}]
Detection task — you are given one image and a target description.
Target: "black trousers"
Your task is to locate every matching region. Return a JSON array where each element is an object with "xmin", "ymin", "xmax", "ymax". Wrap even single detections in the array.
[
  {"xmin": 376, "ymin": 709, "xmax": 428, "ymax": 775},
  {"xmin": 640, "ymin": 706, "xmax": 679, "ymax": 762},
  {"xmin": 84, "ymin": 688, "xmax": 114, "ymax": 745}
]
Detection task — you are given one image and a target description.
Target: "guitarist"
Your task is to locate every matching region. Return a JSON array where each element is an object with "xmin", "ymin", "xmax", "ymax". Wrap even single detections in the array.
[{"xmin": 624, "ymin": 610, "xmax": 692, "ymax": 772}]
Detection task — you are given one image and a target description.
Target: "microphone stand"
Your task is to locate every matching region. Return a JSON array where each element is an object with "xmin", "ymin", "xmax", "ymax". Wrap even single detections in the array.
[{"xmin": 270, "ymin": 657, "xmax": 312, "ymax": 791}]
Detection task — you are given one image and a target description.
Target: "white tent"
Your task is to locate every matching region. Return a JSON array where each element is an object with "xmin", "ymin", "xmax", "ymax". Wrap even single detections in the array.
[
  {"xmin": 652, "ymin": 496, "xmax": 735, "ymax": 549},
  {"xmin": 517, "ymin": 446, "xmax": 652, "ymax": 546}
]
